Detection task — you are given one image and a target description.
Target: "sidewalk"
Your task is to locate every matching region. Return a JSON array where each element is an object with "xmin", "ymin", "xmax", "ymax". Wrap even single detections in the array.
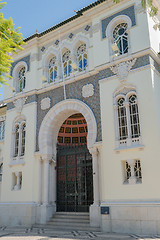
[{"xmin": 0, "ymin": 226, "xmax": 160, "ymax": 240}]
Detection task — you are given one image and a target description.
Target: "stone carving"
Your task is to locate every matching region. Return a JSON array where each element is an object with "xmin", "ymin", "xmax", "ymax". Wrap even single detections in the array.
[
  {"xmin": 13, "ymin": 97, "xmax": 27, "ymax": 114},
  {"xmin": 82, "ymin": 84, "xmax": 94, "ymax": 98},
  {"xmin": 41, "ymin": 97, "xmax": 51, "ymax": 110},
  {"xmin": 110, "ymin": 58, "xmax": 137, "ymax": 83}
]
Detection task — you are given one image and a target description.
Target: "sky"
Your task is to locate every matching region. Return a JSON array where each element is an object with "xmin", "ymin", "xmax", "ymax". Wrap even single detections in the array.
[
  {"xmin": 0, "ymin": 0, "xmax": 95, "ymax": 100},
  {"xmin": 2, "ymin": 0, "xmax": 95, "ymax": 39}
]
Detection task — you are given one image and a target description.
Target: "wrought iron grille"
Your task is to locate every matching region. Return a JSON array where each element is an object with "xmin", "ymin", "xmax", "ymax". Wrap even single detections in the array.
[{"xmin": 56, "ymin": 144, "xmax": 93, "ymax": 212}]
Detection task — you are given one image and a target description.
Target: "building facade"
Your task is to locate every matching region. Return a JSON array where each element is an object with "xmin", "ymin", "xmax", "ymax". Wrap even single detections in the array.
[{"xmin": 0, "ymin": 0, "xmax": 160, "ymax": 235}]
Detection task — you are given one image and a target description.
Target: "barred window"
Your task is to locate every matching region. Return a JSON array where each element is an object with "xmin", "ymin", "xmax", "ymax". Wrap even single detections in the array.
[
  {"xmin": 18, "ymin": 67, "xmax": 26, "ymax": 92},
  {"xmin": 0, "ymin": 163, "xmax": 3, "ymax": 182},
  {"xmin": 48, "ymin": 56, "xmax": 57, "ymax": 83},
  {"xmin": 113, "ymin": 23, "xmax": 128, "ymax": 55},
  {"xmin": 124, "ymin": 160, "xmax": 142, "ymax": 184},
  {"xmin": 0, "ymin": 121, "xmax": 5, "ymax": 140},
  {"xmin": 77, "ymin": 44, "xmax": 87, "ymax": 72},
  {"xmin": 62, "ymin": 50, "xmax": 72, "ymax": 77},
  {"xmin": 117, "ymin": 98, "xmax": 128, "ymax": 140},
  {"xmin": 129, "ymin": 95, "xmax": 140, "ymax": 138},
  {"xmin": 13, "ymin": 120, "xmax": 26, "ymax": 158}
]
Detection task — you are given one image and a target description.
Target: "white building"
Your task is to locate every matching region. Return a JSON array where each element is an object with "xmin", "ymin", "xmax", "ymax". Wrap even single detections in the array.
[{"xmin": 0, "ymin": 0, "xmax": 160, "ymax": 235}]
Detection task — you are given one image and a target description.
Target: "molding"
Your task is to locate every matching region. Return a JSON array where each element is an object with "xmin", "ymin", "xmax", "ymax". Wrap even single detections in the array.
[
  {"xmin": 115, "ymin": 144, "xmax": 144, "ymax": 153},
  {"xmin": 101, "ymin": 201, "xmax": 160, "ymax": 206}
]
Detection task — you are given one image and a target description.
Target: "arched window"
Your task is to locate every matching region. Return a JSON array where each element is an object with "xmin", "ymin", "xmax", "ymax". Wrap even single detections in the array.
[
  {"xmin": 48, "ymin": 56, "xmax": 57, "ymax": 83},
  {"xmin": 114, "ymin": 91, "xmax": 141, "ymax": 148},
  {"xmin": 113, "ymin": 23, "xmax": 128, "ymax": 55},
  {"xmin": 0, "ymin": 163, "xmax": 3, "ymax": 181},
  {"xmin": 62, "ymin": 50, "xmax": 72, "ymax": 77},
  {"xmin": 13, "ymin": 120, "xmax": 26, "ymax": 158},
  {"xmin": 77, "ymin": 44, "xmax": 87, "ymax": 71},
  {"xmin": 129, "ymin": 95, "xmax": 140, "ymax": 138},
  {"xmin": 117, "ymin": 98, "xmax": 128, "ymax": 140},
  {"xmin": 18, "ymin": 67, "xmax": 26, "ymax": 92}
]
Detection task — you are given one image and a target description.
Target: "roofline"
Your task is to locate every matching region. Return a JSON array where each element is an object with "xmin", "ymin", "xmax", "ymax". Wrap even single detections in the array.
[{"xmin": 24, "ymin": 0, "xmax": 107, "ymax": 42}]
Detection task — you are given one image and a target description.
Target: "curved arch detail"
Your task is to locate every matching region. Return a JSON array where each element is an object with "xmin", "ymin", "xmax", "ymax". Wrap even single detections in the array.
[{"xmin": 39, "ymin": 99, "xmax": 97, "ymax": 157}]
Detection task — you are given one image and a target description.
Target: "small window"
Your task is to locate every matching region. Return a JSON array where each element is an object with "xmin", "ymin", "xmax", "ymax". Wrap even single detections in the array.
[
  {"xmin": 65, "ymin": 127, "xmax": 71, "ymax": 133},
  {"xmin": 13, "ymin": 120, "xmax": 26, "ymax": 158},
  {"xmin": 62, "ymin": 50, "xmax": 72, "ymax": 77},
  {"xmin": 18, "ymin": 67, "xmax": 26, "ymax": 92},
  {"xmin": 79, "ymin": 127, "xmax": 85, "ymax": 133},
  {"xmin": 72, "ymin": 120, "xmax": 77, "ymax": 125},
  {"xmin": 72, "ymin": 127, "xmax": 78, "ymax": 134},
  {"xmin": 0, "ymin": 163, "xmax": 3, "ymax": 182},
  {"xmin": 58, "ymin": 136, "xmax": 63, "ymax": 143},
  {"xmin": 59, "ymin": 127, "xmax": 64, "ymax": 133},
  {"xmin": 77, "ymin": 44, "xmax": 87, "ymax": 72},
  {"xmin": 113, "ymin": 23, "xmax": 128, "ymax": 55},
  {"xmin": 72, "ymin": 137, "xmax": 78, "ymax": 144},
  {"xmin": 80, "ymin": 136, "xmax": 86, "ymax": 143},
  {"xmin": 0, "ymin": 121, "xmax": 5, "ymax": 140},
  {"xmin": 64, "ymin": 137, "xmax": 71, "ymax": 144},
  {"xmin": 123, "ymin": 160, "xmax": 142, "ymax": 184},
  {"xmin": 48, "ymin": 56, "xmax": 57, "ymax": 83}
]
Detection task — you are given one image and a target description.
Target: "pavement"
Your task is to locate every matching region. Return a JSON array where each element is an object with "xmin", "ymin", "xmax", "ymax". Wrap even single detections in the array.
[{"xmin": 0, "ymin": 227, "xmax": 160, "ymax": 240}]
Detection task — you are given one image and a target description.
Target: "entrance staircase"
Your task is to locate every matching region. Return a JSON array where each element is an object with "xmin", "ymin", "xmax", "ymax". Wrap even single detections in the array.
[{"xmin": 36, "ymin": 212, "xmax": 100, "ymax": 232}]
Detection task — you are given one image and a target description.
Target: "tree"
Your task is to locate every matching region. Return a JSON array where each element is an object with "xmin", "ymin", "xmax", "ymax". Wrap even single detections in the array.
[
  {"xmin": 0, "ymin": 1, "xmax": 24, "ymax": 86},
  {"xmin": 114, "ymin": 0, "xmax": 159, "ymax": 21}
]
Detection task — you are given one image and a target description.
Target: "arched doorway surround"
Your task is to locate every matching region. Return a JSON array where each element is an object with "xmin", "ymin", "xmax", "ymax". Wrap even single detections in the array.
[{"xmin": 38, "ymin": 99, "xmax": 100, "ymax": 226}]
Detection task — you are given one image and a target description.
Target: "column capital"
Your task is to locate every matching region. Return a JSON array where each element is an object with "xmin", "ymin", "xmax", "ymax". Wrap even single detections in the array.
[{"xmin": 89, "ymin": 147, "xmax": 98, "ymax": 157}]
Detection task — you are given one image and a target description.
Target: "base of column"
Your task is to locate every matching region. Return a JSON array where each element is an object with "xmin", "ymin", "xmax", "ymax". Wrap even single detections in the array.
[
  {"xmin": 37, "ymin": 203, "xmax": 56, "ymax": 224},
  {"xmin": 89, "ymin": 204, "xmax": 100, "ymax": 227}
]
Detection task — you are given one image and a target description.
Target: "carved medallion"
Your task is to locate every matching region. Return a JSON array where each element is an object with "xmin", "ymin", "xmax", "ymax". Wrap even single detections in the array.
[
  {"xmin": 13, "ymin": 97, "xmax": 27, "ymax": 114},
  {"xmin": 41, "ymin": 97, "xmax": 51, "ymax": 110},
  {"xmin": 110, "ymin": 58, "xmax": 137, "ymax": 83},
  {"xmin": 82, "ymin": 84, "xmax": 94, "ymax": 98}
]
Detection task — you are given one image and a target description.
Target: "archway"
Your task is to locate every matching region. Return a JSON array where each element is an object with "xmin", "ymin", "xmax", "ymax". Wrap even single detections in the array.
[{"xmin": 56, "ymin": 113, "xmax": 93, "ymax": 212}]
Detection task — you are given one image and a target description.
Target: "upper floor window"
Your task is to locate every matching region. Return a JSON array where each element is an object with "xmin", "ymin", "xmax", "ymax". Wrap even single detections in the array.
[
  {"xmin": 0, "ymin": 163, "xmax": 3, "ymax": 182},
  {"xmin": 0, "ymin": 120, "xmax": 5, "ymax": 140},
  {"xmin": 62, "ymin": 50, "xmax": 72, "ymax": 77},
  {"xmin": 18, "ymin": 67, "xmax": 26, "ymax": 92},
  {"xmin": 113, "ymin": 23, "xmax": 128, "ymax": 55},
  {"xmin": 13, "ymin": 120, "xmax": 26, "ymax": 158},
  {"xmin": 48, "ymin": 56, "xmax": 57, "ymax": 83},
  {"xmin": 77, "ymin": 44, "xmax": 87, "ymax": 72},
  {"xmin": 114, "ymin": 91, "xmax": 141, "ymax": 149}
]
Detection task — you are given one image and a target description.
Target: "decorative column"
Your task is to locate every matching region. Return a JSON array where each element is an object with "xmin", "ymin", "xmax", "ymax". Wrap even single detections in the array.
[
  {"xmin": 127, "ymin": 159, "xmax": 136, "ymax": 184},
  {"xmin": 89, "ymin": 147, "xmax": 100, "ymax": 227},
  {"xmin": 43, "ymin": 158, "xmax": 50, "ymax": 205}
]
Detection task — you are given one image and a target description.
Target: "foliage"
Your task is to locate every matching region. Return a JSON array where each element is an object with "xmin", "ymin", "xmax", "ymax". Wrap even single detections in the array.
[
  {"xmin": 114, "ymin": 0, "xmax": 159, "ymax": 30},
  {"xmin": 0, "ymin": 1, "xmax": 24, "ymax": 86}
]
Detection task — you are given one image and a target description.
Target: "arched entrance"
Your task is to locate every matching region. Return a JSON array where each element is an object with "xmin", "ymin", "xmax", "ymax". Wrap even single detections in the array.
[
  {"xmin": 57, "ymin": 113, "xmax": 93, "ymax": 212},
  {"xmin": 39, "ymin": 99, "xmax": 100, "ymax": 225}
]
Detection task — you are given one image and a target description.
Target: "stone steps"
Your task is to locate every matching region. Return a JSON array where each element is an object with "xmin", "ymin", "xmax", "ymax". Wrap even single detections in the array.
[{"xmin": 34, "ymin": 212, "xmax": 100, "ymax": 232}]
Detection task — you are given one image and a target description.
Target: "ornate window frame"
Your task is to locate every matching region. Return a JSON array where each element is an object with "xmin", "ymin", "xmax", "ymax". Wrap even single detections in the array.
[
  {"xmin": 42, "ymin": 47, "xmax": 59, "ymax": 84},
  {"xmin": 10, "ymin": 116, "xmax": 26, "ymax": 165},
  {"xmin": 106, "ymin": 15, "xmax": 132, "ymax": 60},
  {"xmin": 114, "ymin": 87, "xmax": 142, "ymax": 150},
  {"xmin": 12, "ymin": 61, "xmax": 28, "ymax": 93}
]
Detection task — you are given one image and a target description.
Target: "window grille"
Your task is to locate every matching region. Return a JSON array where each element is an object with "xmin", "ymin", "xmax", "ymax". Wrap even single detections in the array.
[
  {"xmin": 48, "ymin": 56, "xmax": 57, "ymax": 83},
  {"xmin": 72, "ymin": 137, "xmax": 79, "ymax": 144},
  {"xmin": 18, "ymin": 67, "xmax": 26, "ymax": 92},
  {"xmin": 21, "ymin": 123, "xmax": 26, "ymax": 156},
  {"xmin": 113, "ymin": 23, "xmax": 128, "ymax": 55},
  {"xmin": 65, "ymin": 127, "xmax": 71, "ymax": 133},
  {"xmin": 0, "ymin": 163, "xmax": 3, "ymax": 182},
  {"xmin": 117, "ymin": 98, "xmax": 128, "ymax": 140},
  {"xmin": 77, "ymin": 44, "xmax": 87, "ymax": 72},
  {"xmin": 134, "ymin": 160, "xmax": 142, "ymax": 182},
  {"xmin": 64, "ymin": 137, "xmax": 71, "ymax": 144},
  {"xmin": 124, "ymin": 160, "xmax": 142, "ymax": 184},
  {"xmin": 62, "ymin": 50, "xmax": 72, "ymax": 77},
  {"xmin": 129, "ymin": 95, "xmax": 140, "ymax": 138},
  {"xmin": 72, "ymin": 127, "xmax": 78, "ymax": 134},
  {"xmin": 0, "ymin": 121, "xmax": 5, "ymax": 140}
]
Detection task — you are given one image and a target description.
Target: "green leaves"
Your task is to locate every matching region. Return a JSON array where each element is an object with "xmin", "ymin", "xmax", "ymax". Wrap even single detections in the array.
[{"xmin": 0, "ymin": 0, "xmax": 24, "ymax": 85}]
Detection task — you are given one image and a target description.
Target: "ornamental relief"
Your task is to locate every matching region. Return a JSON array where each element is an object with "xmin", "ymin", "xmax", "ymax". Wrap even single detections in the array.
[
  {"xmin": 41, "ymin": 97, "xmax": 51, "ymax": 110},
  {"xmin": 82, "ymin": 84, "xmax": 94, "ymax": 98},
  {"xmin": 110, "ymin": 58, "xmax": 137, "ymax": 83},
  {"xmin": 13, "ymin": 97, "xmax": 27, "ymax": 114}
]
